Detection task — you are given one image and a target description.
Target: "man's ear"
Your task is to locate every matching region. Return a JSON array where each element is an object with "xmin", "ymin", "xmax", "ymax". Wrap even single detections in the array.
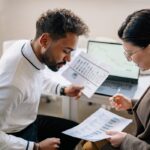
[{"xmin": 39, "ymin": 33, "xmax": 52, "ymax": 48}]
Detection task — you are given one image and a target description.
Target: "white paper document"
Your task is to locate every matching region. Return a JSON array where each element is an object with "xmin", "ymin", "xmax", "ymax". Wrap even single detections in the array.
[
  {"xmin": 63, "ymin": 108, "xmax": 132, "ymax": 142},
  {"xmin": 62, "ymin": 52, "xmax": 109, "ymax": 98}
]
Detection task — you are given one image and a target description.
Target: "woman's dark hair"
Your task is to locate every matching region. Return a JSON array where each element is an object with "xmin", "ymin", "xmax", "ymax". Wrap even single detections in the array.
[
  {"xmin": 35, "ymin": 8, "xmax": 89, "ymax": 40},
  {"xmin": 118, "ymin": 9, "xmax": 150, "ymax": 47}
]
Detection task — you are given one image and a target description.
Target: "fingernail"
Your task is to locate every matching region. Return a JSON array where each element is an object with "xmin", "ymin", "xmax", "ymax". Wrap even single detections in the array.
[{"xmin": 112, "ymin": 97, "xmax": 116, "ymax": 102}]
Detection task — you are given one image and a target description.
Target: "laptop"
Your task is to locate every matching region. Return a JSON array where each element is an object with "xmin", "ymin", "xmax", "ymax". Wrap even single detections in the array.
[{"xmin": 87, "ymin": 40, "xmax": 139, "ymax": 98}]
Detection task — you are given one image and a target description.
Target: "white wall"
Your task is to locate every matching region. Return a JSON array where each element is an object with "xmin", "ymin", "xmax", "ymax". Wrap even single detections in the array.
[{"xmin": 0, "ymin": 0, "xmax": 150, "ymax": 55}]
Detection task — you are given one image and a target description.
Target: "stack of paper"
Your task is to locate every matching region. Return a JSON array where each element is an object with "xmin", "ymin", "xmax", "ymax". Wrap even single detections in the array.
[
  {"xmin": 62, "ymin": 52, "xmax": 110, "ymax": 98},
  {"xmin": 63, "ymin": 108, "xmax": 132, "ymax": 142}
]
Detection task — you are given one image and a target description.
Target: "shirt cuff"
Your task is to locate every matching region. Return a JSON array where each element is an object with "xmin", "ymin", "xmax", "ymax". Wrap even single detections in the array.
[
  {"xmin": 28, "ymin": 141, "xmax": 34, "ymax": 150},
  {"xmin": 55, "ymin": 84, "xmax": 61, "ymax": 96}
]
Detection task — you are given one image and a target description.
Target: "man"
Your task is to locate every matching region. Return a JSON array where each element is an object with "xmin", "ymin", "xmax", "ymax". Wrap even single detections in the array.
[{"xmin": 0, "ymin": 9, "xmax": 88, "ymax": 150}]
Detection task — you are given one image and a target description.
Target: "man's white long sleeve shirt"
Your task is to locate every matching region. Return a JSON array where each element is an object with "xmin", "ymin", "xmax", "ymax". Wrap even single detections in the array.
[{"xmin": 0, "ymin": 40, "xmax": 62, "ymax": 150}]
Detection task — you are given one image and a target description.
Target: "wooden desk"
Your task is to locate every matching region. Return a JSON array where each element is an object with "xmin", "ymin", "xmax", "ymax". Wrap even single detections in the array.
[{"xmin": 62, "ymin": 75, "xmax": 150, "ymax": 122}]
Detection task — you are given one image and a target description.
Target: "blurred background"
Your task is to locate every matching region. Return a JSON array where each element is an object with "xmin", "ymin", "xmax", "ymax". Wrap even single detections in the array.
[
  {"xmin": 0, "ymin": 0, "xmax": 150, "ymax": 56},
  {"xmin": 0, "ymin": 0, "xmax": 149, "ymax": 136}
]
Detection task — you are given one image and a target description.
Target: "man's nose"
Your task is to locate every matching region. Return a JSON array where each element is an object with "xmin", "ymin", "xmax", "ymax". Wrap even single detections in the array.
[
  {"xmin": 65, "ymin": 54, "xmax": 71, "ymax": 62},
  {"xmin": 127, "ymin": 56, "xmax": 132, "ymax": 62}
]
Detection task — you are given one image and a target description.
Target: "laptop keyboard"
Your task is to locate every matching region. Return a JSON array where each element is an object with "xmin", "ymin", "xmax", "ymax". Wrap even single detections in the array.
[
  {"xmin": 101, "ymin": 80, "xmax": 133, "ymax": 90},
  {"xmin": 96, "ymin": 80, "xmax": 137, "ymax": 98}
]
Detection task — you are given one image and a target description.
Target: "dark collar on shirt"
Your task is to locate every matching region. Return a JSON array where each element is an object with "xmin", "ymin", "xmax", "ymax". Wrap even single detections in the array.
[{"xmin": 21, "ymin": 41, "xmax": 45, "ymax": 70}]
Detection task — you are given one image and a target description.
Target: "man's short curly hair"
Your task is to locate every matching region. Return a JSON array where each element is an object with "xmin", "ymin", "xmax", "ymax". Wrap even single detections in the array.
[{"xmin": 35, "ymin": 9, "xmax": 89, "ymax": 40}]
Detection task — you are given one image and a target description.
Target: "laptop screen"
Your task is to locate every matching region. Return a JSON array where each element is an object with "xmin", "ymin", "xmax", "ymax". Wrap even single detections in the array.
[{"xmin": 87, "ymin": 41, "xmax": 139, "ymax": 83}]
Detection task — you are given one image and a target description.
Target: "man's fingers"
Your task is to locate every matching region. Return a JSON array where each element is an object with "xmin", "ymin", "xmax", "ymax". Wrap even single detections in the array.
[
  {"xmin": 75, "ymin": 92, "xmax": 82, "ymax": 99},
  {"xmin": 78, "ymin": 86, "xmax": 84, "ymax": 90},
  {"xmin": 51, "ymin": 138, "xmax": 60, "ymax": 144},
  {"xmin": 72, "ymin": 85, "xmax": 84, "ymax": 90},
  {"xmin": 54, "ymin": 144, "xmax": 60, "ymax": 148}
]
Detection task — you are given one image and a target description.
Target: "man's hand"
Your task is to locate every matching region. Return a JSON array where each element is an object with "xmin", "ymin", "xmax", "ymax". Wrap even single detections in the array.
[
  {"xmin": 106, "ymin": 131, "xmax": 127, "ymax": 147},
  {"xmin": 37, "ymin": 138, "xmax": 60, "ymax": 150},
  {"xmin": 64, "ymin": 85, "xmax": 84, "ymax": 99}
]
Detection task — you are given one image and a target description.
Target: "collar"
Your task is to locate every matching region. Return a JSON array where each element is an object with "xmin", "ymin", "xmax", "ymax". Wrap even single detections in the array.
[
  {"xmin": 21, "ymin": 41, "xmax": 45, "ymax": 70},
  {"xmin": 133, "ymin": 86, "xmax": 150, "ymax": 111}
]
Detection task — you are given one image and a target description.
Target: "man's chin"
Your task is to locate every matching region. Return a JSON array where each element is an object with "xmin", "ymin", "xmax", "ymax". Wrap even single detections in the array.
[
  {"xmin": 48, "ymin": 66, "xmax": 59, "ymax": 72},
  {"xmin": 47, "ymin": 63, "xmax": 65, "ymax": 72}
]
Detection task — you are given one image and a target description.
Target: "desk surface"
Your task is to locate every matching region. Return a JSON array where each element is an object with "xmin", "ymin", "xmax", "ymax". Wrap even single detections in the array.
[
  {"xmin": 62, "ymin": 75, "xmax": 150, "ymax": 122},
  {"xmin": 42, "ymin": 67, "xmax": 150, "ymax": 121}
]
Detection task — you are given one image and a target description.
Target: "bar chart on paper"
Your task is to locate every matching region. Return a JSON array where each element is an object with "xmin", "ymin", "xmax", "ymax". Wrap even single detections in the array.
[{"xmin": 62, "ymin": 52, "xmax": 110, "ymax": 98}]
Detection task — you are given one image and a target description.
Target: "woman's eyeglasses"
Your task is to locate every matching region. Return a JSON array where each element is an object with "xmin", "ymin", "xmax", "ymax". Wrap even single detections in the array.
[{"xmin": 124, "ymin": 50, "xmax": 140, "ymax": 61}]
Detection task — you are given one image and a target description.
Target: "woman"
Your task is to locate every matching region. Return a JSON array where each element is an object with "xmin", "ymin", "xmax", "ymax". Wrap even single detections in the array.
[{"xmin": 82, "ymin": 9, "xmax": 150, "ymax": 150}]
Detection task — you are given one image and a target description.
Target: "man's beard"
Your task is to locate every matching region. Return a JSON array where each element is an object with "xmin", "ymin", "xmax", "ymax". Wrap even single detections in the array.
[
  {"xmin": 46, "ymin": 62, "xmax": 66, "ymax": 72},
  {"xmin": 47, "ymin": 61, "xmax": 66, "ymax": 72},
  {"xmin": 41, "ymin": 49, "xmax": 66, "ymax": 72},
  {"xmin": 47, "ymin": 64, "xmax": 59, "ymax": 72}
]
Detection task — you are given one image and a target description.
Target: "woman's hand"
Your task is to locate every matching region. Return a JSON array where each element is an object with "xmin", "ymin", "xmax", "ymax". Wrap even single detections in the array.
[
  {"xmin": 106, "ymin": 131, "xmax": 127, "ymax": 147},
  {"xmin": 109, "ymin": 94, "xmax": 132, "ymax": 111}
]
